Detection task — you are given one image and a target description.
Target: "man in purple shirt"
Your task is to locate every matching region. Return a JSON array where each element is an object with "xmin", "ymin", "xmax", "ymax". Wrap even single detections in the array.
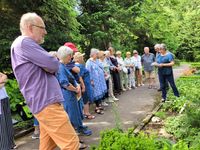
[{"xmin": 11, "ymin": 12, "xmax": 79, "ymax": 150}]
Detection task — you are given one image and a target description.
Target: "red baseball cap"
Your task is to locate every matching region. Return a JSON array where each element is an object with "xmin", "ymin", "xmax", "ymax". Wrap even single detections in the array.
[{"xmin": 64, "ymin": 42, "xmax": 78, "ymax": 52}]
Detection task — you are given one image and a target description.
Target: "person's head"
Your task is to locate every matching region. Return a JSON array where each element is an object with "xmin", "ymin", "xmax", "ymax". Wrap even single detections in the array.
[
  {"xmin": 104, "ymin": 50, "xmax": 110, "ymax": 58},
  {"xmin": 98, "ymin": 51, "xmax": 105, "ymax": 60},
  {"xmin": 57, "ymin": 46, "xmax": 73, "ymax": 64},
  {"xmin": 73, "ymin": 52, "xmax": 85, "ymax": 64},
  {"xmin": 144, "ymin": 47, "xmax": 150, "ymax": 54},
  {"xmin": 20, "ymin": 12, "xmax": 47, "ymax": 44},
  {"xmin": 90, "ymin": 48, "xmax": 99, "ymax": 59},
  {"xmin": 116, "ymin": 51, "xmax": 122, "ymax": 58},
  {"xmin": 48, "ymin": 51, "xmax": 58, "ymax": 58},
  {"xmin": 64, "ymin": 42, "xmax": 78, "ymax": 54},
  {"xmin": 159, "ymin": 43, "xmax": 167, "ymax": 54},
  {"xmin": 126, "ymin": 51, "xmax": 131, "ymax": 58},
  {"xmin": 133, "ymin": 50, "xmax": 138, "ymax": 56},
  {"xmin": 108, "ymin": 47, "xmax": 115, "ymax": 55},
  {"xmin": 154, "ymin": 44, "xmax": 161, "ymax": 52}
]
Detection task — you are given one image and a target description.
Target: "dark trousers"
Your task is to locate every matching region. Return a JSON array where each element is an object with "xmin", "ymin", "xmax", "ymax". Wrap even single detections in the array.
[
  {"xmin": 0, "ymin": 98, "xmax": 15, "ymax": 150},
  {"xmin": 110, "ymin": 71, "xmax": 121, "ymax": 93},
  {"xmin": 158, "ymin": 72, "xmax": 179, "ymax": 100},
  {"xmin": 105, "ymin": 80, "xmax": 109, "ymax": 98},
  {"xmin": 158, "ymin": 71, "xmax": 169, "ymax": 89}
]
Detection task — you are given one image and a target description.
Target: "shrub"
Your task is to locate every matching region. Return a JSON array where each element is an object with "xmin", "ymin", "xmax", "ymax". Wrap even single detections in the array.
[
  {"xmin": 5, "ymin": 79, "xmax": 25, "ymax": 112},
  {"xmin": 91, "ymin": 128, "xmax": 193, "ymax": 150}
]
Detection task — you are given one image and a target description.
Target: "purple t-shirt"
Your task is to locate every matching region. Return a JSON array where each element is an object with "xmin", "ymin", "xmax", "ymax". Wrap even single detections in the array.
[{"xmin": 11, "ymin": 36, "xmax": 64, "ymax": 114}]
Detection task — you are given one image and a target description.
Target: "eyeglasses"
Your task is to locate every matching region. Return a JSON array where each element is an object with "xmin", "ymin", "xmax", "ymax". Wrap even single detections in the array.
[{"xmin": 32, "ymin": 24, "xmax": 46, "ymax": 30}]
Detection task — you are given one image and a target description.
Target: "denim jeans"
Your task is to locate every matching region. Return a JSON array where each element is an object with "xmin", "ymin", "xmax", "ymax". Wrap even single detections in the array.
[
  {"xmin": 34, "ymin": 117, "xmax": 39, "ymax": 126},
  {"xmin": 158, "ymin": 71, "xmax": 179, "ymax": 100}
]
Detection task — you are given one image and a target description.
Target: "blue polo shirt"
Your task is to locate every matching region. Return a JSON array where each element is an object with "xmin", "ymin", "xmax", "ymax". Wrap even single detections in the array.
[{"xmin": 156, "ymin": 52, "xmax": 174, "ymax": 75}]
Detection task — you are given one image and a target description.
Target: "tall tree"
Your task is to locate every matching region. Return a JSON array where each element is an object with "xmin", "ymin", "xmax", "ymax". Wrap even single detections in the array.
[
  {"xmin": 77, "ymin": 0, "xmax": 140, "ymax": 55},
  {"xmin": 0, "ymin": 0, "xmax": 81, "ymax": 72}
]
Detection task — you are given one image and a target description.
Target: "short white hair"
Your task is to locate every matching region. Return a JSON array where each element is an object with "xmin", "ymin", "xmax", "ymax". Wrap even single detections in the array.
[
  {"xmin": 48, "ymin": 51, "xmax": 57, "ymax": 58},
  {"xmin": 90, "ymin": 48, "xmax": 99, "ymax": 57},
  {"xmin": 57, "ymin": 46, "xmax": 73, "ymax": 60},
  {"xmin": 20, "ymin": 12, "xmax": 39, "ymax": 33},
  {"xmin": 154, "ymin": 44, "xmax": 161, "ymax": 49},
  {"xmin": 160, "ymin": 43, "xmax": 167, "ymax": 50}
]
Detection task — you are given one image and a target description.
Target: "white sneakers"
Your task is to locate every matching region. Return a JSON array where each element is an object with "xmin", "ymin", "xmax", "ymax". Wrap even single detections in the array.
[
  {"xmin": 106, "ymin": 96, "xmax": 119, "ymax": 103},
  {"xmin": 112, "ymin": 96, "xmax": 119, "ymax": 101},
  {"xmin": 102, "ymin": 101, "xmax": 109, "ymax": 106}
]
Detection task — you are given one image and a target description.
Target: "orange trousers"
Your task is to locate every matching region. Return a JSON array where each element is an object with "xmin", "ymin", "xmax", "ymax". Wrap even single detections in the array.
[{"xmin": 34, "ymin": 103, "xmax": 79, "ymax": 150}]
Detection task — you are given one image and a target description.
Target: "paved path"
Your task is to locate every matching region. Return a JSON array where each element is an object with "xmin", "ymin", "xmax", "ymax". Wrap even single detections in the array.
[{"xmin": 15, "ymin": 64, "xmax": 189, "ymax": 150}]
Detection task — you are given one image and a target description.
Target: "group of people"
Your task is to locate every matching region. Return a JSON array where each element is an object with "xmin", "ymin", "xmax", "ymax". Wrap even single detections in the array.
[{"xmin": 0, "ymin": 12, "xmax": 179, "ymax": 150}]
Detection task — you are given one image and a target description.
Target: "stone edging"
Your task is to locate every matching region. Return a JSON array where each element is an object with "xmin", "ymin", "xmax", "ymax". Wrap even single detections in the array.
[{"xmin": 133, "ymin": 103, "xmax": 163, "ymax": 135}]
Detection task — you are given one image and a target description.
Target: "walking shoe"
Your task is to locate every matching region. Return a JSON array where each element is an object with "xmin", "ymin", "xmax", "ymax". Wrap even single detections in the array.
[
  {"xmin": 79, "ymin": 128, "xmax": 92, "ymax": 136},
  {"xmin": 32, "ymin": 133, "xmax": 40, "ymax": 139},
  {"xmin": 122, "ymin": 88, "xmax": 126, "ymax": 91},
  {"xmin": 161, "ymin": 98, "xmax": 166, "ymax": 103},
  {"xmin": 107, "ymin": 98, "xmax": 114, "ymax": 103},
  {"xmin": 102, "ymin": 101, "xmax": 109, "ymax": 106},
  {"xmin": 127, "ymin": 87, "xmax": 132, "ymax": 90},
  {"xmin": 112, "ymin": 97, "xmax": 119, "ymax": 101},
  {"xmin": 11, "ymin": 145, "xmax": 18, "ymax": 150}
]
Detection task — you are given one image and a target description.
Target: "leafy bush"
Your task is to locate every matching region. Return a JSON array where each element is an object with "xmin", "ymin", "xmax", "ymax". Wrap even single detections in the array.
[
  {"xmin": 91, "ymin": 128, "xmax": 193, "ymax": 150},
  {"xmin": 155, "ymin": 111, "xmax": 166, "ymax": 120},
  {"xmin": 5, "ymin": 79, "xmax": 25, "ymax": 112},
  {"xmin": 165, "ymin": 115, "xmax": 200, "ymax": 147},
  {"xmin": 194, "ymin": 54, "xmax": 200, "ymax": 62},
  {"xmin": 163, "ymin": 74, "xmax": 200, "ymax": 147},
  {"xmin": 162, "ymin": 76, "xmax": 200, "ymax": 112},
  {"xmin": 190, "ymin": 63, "xmax": 200, "ymax": 70}
]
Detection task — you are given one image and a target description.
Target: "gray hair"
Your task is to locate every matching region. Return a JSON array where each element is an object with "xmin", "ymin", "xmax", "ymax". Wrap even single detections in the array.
[
  {"xmin": 104, "ymin": 50, "xmax": 110, "ymax": 56},
  {"xmin": 154, "ymin": 44, "xmax": 161, "ymax": 49},
  {"xmin": 90, "ymin": 48, "xmax": 99, "ymax": 57},
  {"xmin": 57, "ymin": 46, "xmax": 73, "ymax": 60},
  {"xmin": 160, "ymin": 43, "xmax": 167, "ymax": 50},
  {"xmin": 20, "ymin": 12, "xmax": 40, "ymax": 33},
  {"xmin": 48, "ymin": 51, "xmax": 57, "ymax": 58}
]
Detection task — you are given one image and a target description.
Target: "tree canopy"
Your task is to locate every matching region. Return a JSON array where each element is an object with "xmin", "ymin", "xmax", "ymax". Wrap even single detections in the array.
[{"xmin": 0, "ymin": 0, "xmax": 200, "ymax": 72}]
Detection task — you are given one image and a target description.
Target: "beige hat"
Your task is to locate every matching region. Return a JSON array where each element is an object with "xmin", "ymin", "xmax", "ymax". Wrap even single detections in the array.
[
  {"xmin": 133, "ymin": 50, "xmax": 138, "ymax": 54},
  {"xmin": 73, "ymin": 52, "xmax": 85, "ymax": 60},
  {"xmin": 116, "ymin": 51, "xmax": 122, "ymax": 55},
  {"xmin": 126, "ymin": 51, "xmax": 131, "ymax": 55}
]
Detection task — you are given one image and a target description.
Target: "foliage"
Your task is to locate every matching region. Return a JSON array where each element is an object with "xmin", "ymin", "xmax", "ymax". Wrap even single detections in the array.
[
  {"xmin": 190, "ymin": 62, "xmax": 200, "ymax": 70},
  {"xmin": 77, "ymin": 0, "xmax": 141, "ymax": 54},
  {"xmin": 162, "ymin": 75, "xmax": 200, "ymax": 112},
  {"xmin": 91, "ymin": 128, "xmax": 193, "ymax": 150},
  {"xmin": 163, "ymin": 74, "xmax": 200, "ymax": 147},
  {"xmin": 5, "ymin": 79, "xmax": 25, "ymax": 111},
  {"xmin": 155, "ymin": 111, "xmax": 166, "ymax": 120},
  {"xmin": 0, "ymin": 0, "xmax": 81, "ymax": 71}
]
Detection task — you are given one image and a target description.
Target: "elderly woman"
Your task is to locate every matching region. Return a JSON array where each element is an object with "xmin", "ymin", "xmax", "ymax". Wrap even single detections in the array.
[
  {"xmin": 108, "ymin": 47, "xmax": 122, "ymax": 95},
  {"xmin": 154, "ymin": 44, "xmax": 169, "ymax": 91},
  {"xmin": 156, "ymin": 44, "xmax": 179, "ymax": 102},
  {"xmin": 0, "ymin": 72, "xmax": 16, "ymax": 150},
  {"xmin": 124, "ymin": 51, "xmax": 135, "ymax": 89},
  {"xmin": 104, "ymin": 51, "xmax": 119, "ymax": 101},
  {"xmin": 73, "ymin": 52, "xmax": 95, "ymax": 119},
  {"xmin": 56, "ymin": 46, "xmax": 92, "ymax": 136},
  {"xmin": 116, "ymin": 51, "xmax": 128, "ymax": 91},
  {"xmin": 132, "ymin": 50, "xmax": 143, "ymax": 87},
  {"xmin": 98, "ymin": 51, "xmax": 111, "ymax": 106},
  {"xmin": 86, "ymin": 48, "xmax": 107, "ymax": 114}
]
